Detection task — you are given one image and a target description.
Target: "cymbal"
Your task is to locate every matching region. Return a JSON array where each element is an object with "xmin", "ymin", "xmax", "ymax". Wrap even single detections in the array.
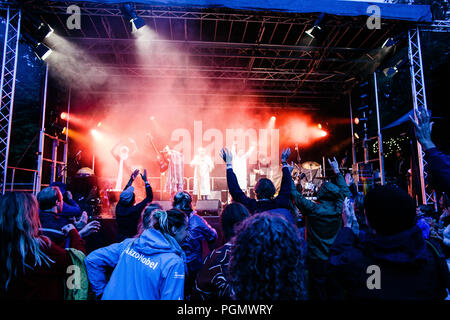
[{"xmin": 301, "ymin": 161, "xmax": 321, "ymax": 170}]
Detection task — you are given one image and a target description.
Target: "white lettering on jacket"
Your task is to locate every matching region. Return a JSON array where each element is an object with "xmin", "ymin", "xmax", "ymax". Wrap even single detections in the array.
[{"xmin": 125, "ymin": 248, "xmax": 159, "ymax": 270}]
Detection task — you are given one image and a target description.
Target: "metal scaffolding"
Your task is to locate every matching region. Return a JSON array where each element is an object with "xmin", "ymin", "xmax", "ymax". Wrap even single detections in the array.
[
  {"xmin": 407, "ymin": 26, "xmax": 435, "ymax": 207},
  {"xmin": 0, "ymin": 7, "xmax": 21, "ymax": 194}
]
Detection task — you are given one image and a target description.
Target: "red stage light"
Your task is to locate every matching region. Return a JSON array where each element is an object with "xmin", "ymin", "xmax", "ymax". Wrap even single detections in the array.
[
  {"xmin": 354, "ymin": 117, "xmax": 360, "ymax": 125},
  {"xmin": 320, "ymin": 130, "xmax": 327, "ymax": 137},
  {"xmin": 271, "ymin": 116, "xmax": 276, "ymax": 121},
  {"xmin": 60, "ymin": 112, "xmax": 67, "ymax": 120}
]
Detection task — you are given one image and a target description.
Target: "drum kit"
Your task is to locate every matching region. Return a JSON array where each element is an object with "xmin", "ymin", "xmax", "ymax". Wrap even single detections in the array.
[{"xmin": 293, "ymin": 161, "xmax": 327, "ymax": 196}]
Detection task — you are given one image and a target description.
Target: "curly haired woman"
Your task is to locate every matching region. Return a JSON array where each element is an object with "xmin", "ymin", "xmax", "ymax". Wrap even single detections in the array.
[{"xmin": 229, "ymin": 212, "xmax": 307, "ymax": 300}]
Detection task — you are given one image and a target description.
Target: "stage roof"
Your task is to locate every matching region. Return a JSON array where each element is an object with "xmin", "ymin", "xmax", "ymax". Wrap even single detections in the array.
[{"xmin": 6, "ymin": 1, "xmax": 435, "ymax": 110}]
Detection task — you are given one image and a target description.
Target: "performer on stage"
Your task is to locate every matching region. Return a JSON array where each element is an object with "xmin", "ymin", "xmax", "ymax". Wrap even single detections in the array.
[
  {"xmin": 190, "ymin": 147, "xmax": 214, "ymax": 200},
  {"xmin": 231, "ymin": 141, "xmax": 256, "ymax": 193},
  {"xmin": 161, "ymin": 145, "xmax": 184, "ymax": 198}
]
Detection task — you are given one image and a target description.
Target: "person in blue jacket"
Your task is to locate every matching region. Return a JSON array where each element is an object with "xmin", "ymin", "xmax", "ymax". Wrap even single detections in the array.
[{"xmin": 84, "ymin": 207, "xmax": 188, "ymax": 300}]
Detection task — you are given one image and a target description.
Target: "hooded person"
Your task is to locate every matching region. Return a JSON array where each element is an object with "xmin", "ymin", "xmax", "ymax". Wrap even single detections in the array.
[
  {"xmin": 85, "ymin": 208, "xmax": 188, "ymax": 300},
  {"xmin": 328, "ymin": 185, "xmax": 450, "ymax": 300},
  {"xmin": 290, "ymin": 157, "xmax": 351, "ymax": 300},
  {"xmin": 115, "ymin": 169, "xmax": 153, "ymax": 242}
]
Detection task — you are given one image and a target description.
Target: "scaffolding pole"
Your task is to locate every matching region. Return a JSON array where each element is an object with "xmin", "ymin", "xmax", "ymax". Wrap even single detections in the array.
[
  {"xmin": 0, "ymin": 7, "xmax": 21, "ymax": 194},
  {"xmin": 407, "ymin": 26, "xmax": 435, "ymax": 207}
]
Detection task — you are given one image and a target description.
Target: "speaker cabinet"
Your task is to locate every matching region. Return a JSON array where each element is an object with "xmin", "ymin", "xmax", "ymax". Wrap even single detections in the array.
[{"xmin": 195, "ymin": 199, "xmax": 222, "ymax": 216}]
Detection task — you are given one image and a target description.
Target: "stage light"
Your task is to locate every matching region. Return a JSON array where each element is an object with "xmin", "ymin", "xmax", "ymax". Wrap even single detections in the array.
[
  {"xmin": 383, "ymin": 66, "xmax": 398, "ymax": 77},
  {"xmin": 97, "ymin": 122, "xmax": 102, "ymax": 128},
  {"xmin": 306, "ymin": 13, "xmax": 325, "ymax": 39},
  {"xmin": 36, "ymin": 22, "xmax": 54, "ymax": 42},
  {"xmin": 381, "ymin": 38, "xmax": 396, "ymax": 49},
  {"xmin": 60, "ymin": 112, "xmax": 68, "ymax": 120},
  {"xmin": 271, "ymin": 116, "xmax": 276, "ymax": 121},
  {"xmin": 320, "ymin": 130, "xmax": 327, "ymax": 137},
  {"xmin": 122, "ymin": 3, "xmax": 146, "ymax": 31},
  {"xmin": 354, "ymin": 118, "xmax": 360, "ymax": 125},
  {"xmin": 91, "ymin": 129, "xmax": 101, "ymax": 140},
  {"xmin": 354, "ymin": 133, "xmax": 360, "ymax": 139},
  {"xmin": 150, "ymin": 116, "xmax": 155, "ymax": 121},
  {"xmin": 317, "ymin": 123, "xmax": 322, "ymax": 129},
  {"xmin": 62, "ymin": 127, "xmax": 67, "ymax": 135}
]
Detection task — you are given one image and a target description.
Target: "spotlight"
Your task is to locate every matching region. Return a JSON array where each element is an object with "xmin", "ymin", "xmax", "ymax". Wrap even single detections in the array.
[
  {"xmin": 383, "ymin": 66, "xmax": 398, "ymax": 77},
  {"xmin": 354, "ymin": 133, "xmax": 360, "ymax": 139},
  {"xmin": 35, "ymin": 22, "xmax": 54, "ymax": 42},
  {"xmin": 21, "ymin": 32, "xmax": 53, "ymax": 61},
  {"xmin": 381, "ymin": 38, "xmax": 396, "ymax": 49},
  {"xmin": 271, "ymin": 116, "xmax": 276, "ymax": 121},
  {"xmin": 150, "ymin": 116, "xmax": 155, "ymax": 121},
  {"xmin": 306, "ymin": 13, "xmax": 325, "ymax": 39},
  {"xmin": 317, "ymin": 123, "xmax": 322, "ymax": 129},
  {"xmin": 97, "ymin": 122, "xmax": 102, "ymax": 128},
  {"xmin": 122, "ymin": 3, "xmax": 146, "ymax": 31},
  {"xmin": 60, "ymin": 112, "xmax": 68, "ymax": 120},
  {"xmin": 320, "ymin": 130, "xmax": 327, "ymax": 137},
  {"xmin": 91, "ymin": 129, "xmax": 101, "ymax": 140},
  {"xmin": 354, "ymin": 118, "xmax": 360, "ymax": 125}
]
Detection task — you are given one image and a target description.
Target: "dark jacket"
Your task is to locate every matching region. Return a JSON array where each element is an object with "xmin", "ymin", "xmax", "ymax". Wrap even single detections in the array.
[
  {"xmin": 424, "ymin": 147, "xmax": 450, "ymax": 193},
  {"xmin": 291, "ymin": 173, "xmax": 351, "ymax": 261},
  {"xmin": 181, "ymin": 212, "xmax": 217, "ymax": 276},
  {"xmin": 328, "ymin": 226, "xmax": 450, "ymax": 300},
  {"xmin": 2, "ymin": 229, "xmax": 85, "ymax": 300},
  {"xmin": 227, "ymin": 166, "xmax": 292, "ymax": 214},
  {"xmin": 39, "ymin": 210, "xmax": 72, "ymax": 244},
  {"xmin": 115, "ymin": 180, "xmax": 153, "ymax": 241},
  {"xmin": 191, "ymin": 242, "xmax": 233, "ymax": 300}
]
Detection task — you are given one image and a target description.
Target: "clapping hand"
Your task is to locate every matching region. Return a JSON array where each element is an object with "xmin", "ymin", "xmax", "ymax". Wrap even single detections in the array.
[
  {"xmin": 72, "ymin": 211, "xmax": 88, "ymax": 230},
  {"xmin": 342, "ymin": 197, "xmax": 359, "ymax": 233},
  {"xmin": 79, "ymin": 220, "xmax": 101, "ymax": 238},
  {"xmin": 220, "ymin": 148, "xmax": 233, "ymax": 165}
]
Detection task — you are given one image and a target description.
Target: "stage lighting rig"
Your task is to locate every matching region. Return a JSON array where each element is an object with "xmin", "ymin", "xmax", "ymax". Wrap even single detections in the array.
[
  {"xmin": 305, "ymin": 13, "xmax": 325, "ymax": 39},
  {"xmin": 21, "ymin": 31, "xmax": 53, "ymax": 61},
  {"xmin": 121, "ymin": 3, "xmax": 146, "ymax": 31}
]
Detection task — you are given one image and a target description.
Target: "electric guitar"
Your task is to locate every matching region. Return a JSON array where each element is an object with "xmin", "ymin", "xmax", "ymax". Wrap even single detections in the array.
[{"xmin": 146, "ymin": 132, "xmax": 169, "ymax": 173}]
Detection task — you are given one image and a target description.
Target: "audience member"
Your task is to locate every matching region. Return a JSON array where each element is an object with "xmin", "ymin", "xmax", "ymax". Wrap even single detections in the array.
[
  {"xmin": 220, "ymin": 147, "xmax": 295, "ymax": 224},
  {"xmin": 290, "ymin": 157, "xmax": 351, "ymax": 300},
  {"xmin": 50, "ymin": 181, "xmax": 82, "ymax": 218},
  {"xmin": 328, "ymin": 185, "xmax": 450, "ymax": 299},
  {"xmin": 410, "ymin": 106, "xmax": 450, "ymax": 193},
  {"xmin": 116, "ymin": 169, "xmax": 153, "ymax": 241},
  {"xmin": 173, "ymin": 191, "xmax": 217, "ymax": 298},
  {"xmin": 0, "ymin": 192, "xmax": 86, "ymax": 299},
  {"xmin": 191, "ymin": 203, "xmax": 250, "ymax": 300},
  {"xmin": 85, "ymin": 208, "xmax": 188, "ymax": 300},
  {"xmin": 228, "ymin": 212, "xmax": 307, "ymax": 300},
  {"xmin": 37, "ymin": 186, "xmax": 100, "ymax": 244}
]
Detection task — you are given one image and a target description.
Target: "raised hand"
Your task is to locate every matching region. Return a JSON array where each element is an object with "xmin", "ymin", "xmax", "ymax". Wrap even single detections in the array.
[
  {"xmin": 140, "ymin": 169, "xmax": 148, "ymax": 182},
  {"xmin": 342, "ymin": 197, "xmax": 359, "ymax": 232},
  {"xmin": 328, "ymin": 157, "xmax": 340, "ymax": 174},
  {"xmin": 409, "ymin": 106, "xmax": 435, "ymax": 150},
  {"xmin": 281, "ymin": 148, "xmax": 291, "ymax": 163},
  {"xmin": 131, "ymin": 169, "xmax": 140, "ymax": 180},
  {"xmin": 220, "ymin": 148, "xmax": 233, "ymax": 165},
  {"xmin": 287, "ymin": 161, "xmax": 295, "ymax": 174}
]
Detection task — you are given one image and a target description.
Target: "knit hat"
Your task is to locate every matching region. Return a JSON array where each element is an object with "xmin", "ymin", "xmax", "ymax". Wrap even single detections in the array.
[{"xmin": 120, "ymin": 186, "xmax": 135, "ymax": 204}]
